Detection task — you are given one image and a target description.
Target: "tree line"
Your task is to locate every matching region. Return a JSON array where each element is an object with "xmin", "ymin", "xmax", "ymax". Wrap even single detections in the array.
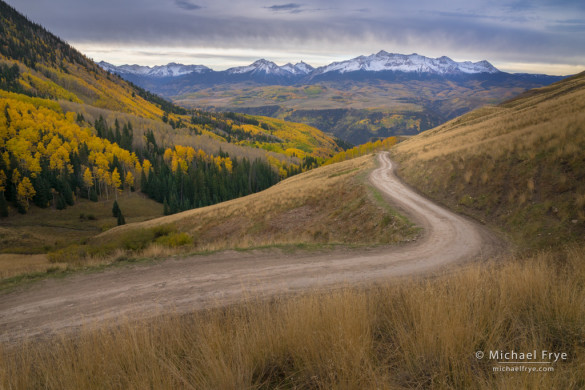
[
  {"xmin": 0, "ymin": 95, "xmax": 284, "ymax": 217},
  {"xmin": 139, "ymin": 131, "xmax": 279, "ymax": 215}
]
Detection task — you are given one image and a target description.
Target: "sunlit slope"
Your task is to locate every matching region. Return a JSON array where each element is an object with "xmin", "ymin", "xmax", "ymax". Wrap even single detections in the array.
[
  {"xmin": 243, "ymin": 115, "xmax": 342, "ymax": 159},
  {"xmin": 392, "ymin": 71, "xmax": 585, "ymax": 248},
  {"xmin": 0, "ymin": 1, "xmax": 341, "ymax": 163},
  {"xmin": 0, "ymin": 16, "xmax": 158, "ymax": 120}
]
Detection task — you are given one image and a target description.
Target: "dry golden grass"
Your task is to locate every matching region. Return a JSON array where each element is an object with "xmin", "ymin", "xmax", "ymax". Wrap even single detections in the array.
[
  {"xmin": 95, "ymin": 155, "xmax": 418, "ymax": 255},
  {"xmin": 0, "ymin": 254, "xmax": 66, "ymax": 279},
  {"xmin": 0, "ymin": 194, "xmax": 164, "ymax": 255},
  {"xmin": 392, "ymin": 71, "xmax": 585, "ymax": 248},
  {"xmin": 3, "ymin": 245, "xmax": 584, "ymax": 389}
]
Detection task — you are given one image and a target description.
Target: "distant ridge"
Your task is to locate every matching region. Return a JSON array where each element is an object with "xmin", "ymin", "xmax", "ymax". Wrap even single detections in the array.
[
  {"xmin": 99, "ymin": 51, "xmax": 501, "ymax": 80},
  {"xmin": 97, "ymin": 51, "xmax": 567, "ymax": 145}
]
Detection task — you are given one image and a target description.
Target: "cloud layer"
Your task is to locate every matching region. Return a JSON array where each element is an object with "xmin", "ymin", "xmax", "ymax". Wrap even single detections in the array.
[{"xmin": 5, "ymin": 0, "xmax": 584, "ymax": 74}]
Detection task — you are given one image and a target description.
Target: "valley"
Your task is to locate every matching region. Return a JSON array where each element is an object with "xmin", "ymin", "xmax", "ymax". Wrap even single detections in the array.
[
  {"xmin": 102, "ymin": 53, "xmax": 563, "ymax": 144},
  {"xmin": 1, "ymin": 0, "xmax": 584, "ymax": 388}
]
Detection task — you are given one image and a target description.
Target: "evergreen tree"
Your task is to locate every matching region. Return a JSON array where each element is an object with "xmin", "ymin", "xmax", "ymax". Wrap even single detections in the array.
[
  {"xmin": 117, "ymin": 211, "xmax": 125, "ymax": 226},
  {"xmin": 32, "ymin": 176, "xmax": 50, "ymax": 208},
  {"xmin": 163, "ymin": 197, "xmax": 170, "ymax": 216},
  {"xmin": 62, "ymin": 181, "xmax": 74, "ymax": 206},
  {"xmin": 0, "ymin": 192, "xmax": 8, "ymax": 217},
  {"xmin": 56, "ymin": 194, "xmax": 66, "ymax": 210},
  {"xmin": 112, "ymin": 200, "xmax": 120, "ymax": 217}
]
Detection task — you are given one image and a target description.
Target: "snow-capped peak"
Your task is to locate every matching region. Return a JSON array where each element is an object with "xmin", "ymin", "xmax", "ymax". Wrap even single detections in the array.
[
  {"xmin": 279, "ymin": 61, "xmax": 314, "ymax": 75},
  {"xmin": 293, "ymin": 61, "xmax": 314, "ymax": 74},
  {"xmin": 227, "ymin": 59, "xmax": 315, "ymax": 76},
  {"xmin": 312, "ymin": 52, "xmax": 500, "ymax": 76},
  {"xmin": 99, "ymin": 52, "xmax": 500, "ymax": 82},
  {"xmin": 227, "ymin": 59, "xmax": 280, "ymax": 75}
]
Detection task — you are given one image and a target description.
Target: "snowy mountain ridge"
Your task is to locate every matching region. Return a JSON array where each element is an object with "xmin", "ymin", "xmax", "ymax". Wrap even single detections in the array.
[
  {"xmin": 312, "ymin": 51, "xmax": 500, "ymax": 76},
  {"xmin": 98, "ymin": 61, "xmax": 211, "ymax": 77},
  {"xmin": 98, "ymin": 52, "xmax": 500, "ymax": 79}
]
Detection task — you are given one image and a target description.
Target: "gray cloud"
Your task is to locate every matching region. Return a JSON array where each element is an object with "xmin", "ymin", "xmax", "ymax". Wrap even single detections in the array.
[
  {"xmin": 265, "ymin": 3, "xmax": 303, "ymax": 12},
  {"xmin": 174, "ymin": 0, "xmax": 202, "ymax": 10},
  {"xmin": 3, "ymin": 0, "xmax": 584, "ymax": 74},
  {"xmin": 551, "ymin": 19, "xmax": 585, "ymax": 32}
]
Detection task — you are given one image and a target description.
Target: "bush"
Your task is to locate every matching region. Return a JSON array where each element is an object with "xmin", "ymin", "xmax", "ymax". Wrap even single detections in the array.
[
  {"xmin": 117, "ymin": 225, "xmax": 176, "ymax": 251},
  {"xmin": 47, "ymin": 245, "xmax": 87, "ymax": 264},
  {"xmin": 155, "ymin": 232, "xmax": 193, "ymax": 247}
]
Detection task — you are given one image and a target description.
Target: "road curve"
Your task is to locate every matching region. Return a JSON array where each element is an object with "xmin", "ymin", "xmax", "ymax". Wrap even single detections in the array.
[{"xmin": 0, "ymin": 153, "xmax": 499, "ymax": 343}]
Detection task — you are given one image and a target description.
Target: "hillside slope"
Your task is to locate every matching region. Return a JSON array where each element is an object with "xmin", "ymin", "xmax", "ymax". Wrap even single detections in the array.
[
  {"xmin": 0, "ymin": 0, "xmax": 341, "ymax": 164},
  {"xmin": 76, "ymin": 155, "xmax": 418, "ymax": 260},
  {"xmin": 0, "ymin": 0, "xmax": 346, "ymax": 271},
  {"xmin": 392, "ymin": 71, "xmax": 585, "ymax": 248}
]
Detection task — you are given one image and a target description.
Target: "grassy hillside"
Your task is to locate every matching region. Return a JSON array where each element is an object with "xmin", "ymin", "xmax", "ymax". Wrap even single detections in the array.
[
  {"xmin": 46, "ymin": 155, "xmax": 418, "ymax": 268},
  {"xmin": 392, "ymin": 71, "xmax": 585, "ymax": 249}
]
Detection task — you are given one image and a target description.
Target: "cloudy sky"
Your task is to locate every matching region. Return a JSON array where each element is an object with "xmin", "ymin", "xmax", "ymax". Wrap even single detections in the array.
[{"xmin": 6, "ymin": 0, "xmax": 585, "ymax": 75}]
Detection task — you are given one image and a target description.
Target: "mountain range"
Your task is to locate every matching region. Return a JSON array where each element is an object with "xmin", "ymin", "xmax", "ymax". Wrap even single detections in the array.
[
  {"xmin": 99, "ymin": 51, "xmax": 505, "ymax": 84},
  {"xmin": 98, "ymin": 62, "xmax": 211, "ymax": 78},
  {"xmin": 99, "ymin": 52, "xmax": 567, "ymax": 145}
]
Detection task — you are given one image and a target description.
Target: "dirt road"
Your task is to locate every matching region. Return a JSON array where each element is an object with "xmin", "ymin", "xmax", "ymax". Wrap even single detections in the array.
[{"xmin": 0, "ymin": 153, "xmax": 501, "ymax": 343}]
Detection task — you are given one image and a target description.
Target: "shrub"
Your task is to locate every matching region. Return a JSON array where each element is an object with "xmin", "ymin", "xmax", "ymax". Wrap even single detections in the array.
[
  {"xmin": 47, "ymin": 245, "xmax": 87, "ymax": 264},
  {"xmin": 155, "ymin": 232, "xmax": 193, "ymax": 247}
]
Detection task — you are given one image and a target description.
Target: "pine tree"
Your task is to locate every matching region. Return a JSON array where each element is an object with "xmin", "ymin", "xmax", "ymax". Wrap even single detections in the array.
[
  {"xmin": 62, "ymin": 181, "xmax": 74, "ymax": 206},
  {"xmin": 112, "ymin": 200, "xmax": 120, "ymax": 218},
  {"xmin": 56, "ymin": 194, "xmax": 66, "ymax": 210},
  {"xmin": 32, "ymin": 176, "xmax": 51, "ymax": 208},
  {"xmin": 163, "ymin": 197, "xmax": 170, "ymax": 216},
  {"xmin": 0, "ymin": 192, "xmax": 8, "ymax": 217},
  {"xmin": 117, "ymin": 211, "xmax": 125, "ymax": 226}
]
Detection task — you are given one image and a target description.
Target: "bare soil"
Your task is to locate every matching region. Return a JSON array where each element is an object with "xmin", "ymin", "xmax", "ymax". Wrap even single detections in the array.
[{"xmin": 0, "ymin": 153, "xmax": 503, "ymax": 343}]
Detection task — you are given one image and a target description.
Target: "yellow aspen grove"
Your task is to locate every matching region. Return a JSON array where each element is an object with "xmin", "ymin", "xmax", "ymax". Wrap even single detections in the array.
[
  {"xmin": 16, "ymin": 177, "xmax": 36, "ymax": 211},
  {"xmin": 125, "ymin": 171, "xmax": 134, "ymax": 192},
  {"xmin": 171, "ymin": 155, "xmax": 179, "ymax": 173},
  {"xmin": 12, "ymin": 168, "xmax": 20, "ymax": 184},
  {"xmin": 134, "ymin": 161, "xmax": 142, "ymax": 175},
  {"xmin": 111, "ymin": 168, "xmax": 122, "ymax": 200},
  {"xmin": 83, "ymin": 167, "xmax": 93, "ymax": 198},
  {"xmin": 142, "ymin": 159, "xmax": 152, "ymax": 177}
]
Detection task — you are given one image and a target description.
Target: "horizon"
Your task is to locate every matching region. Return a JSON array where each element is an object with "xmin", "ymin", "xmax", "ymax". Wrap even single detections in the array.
[
  {"xmin": 97, "ymin": 52, "xmax": 579, "ymax": 76},
  {"xmin": 5, "ymin": 0, "xmax": 584, "ymax": 76}
]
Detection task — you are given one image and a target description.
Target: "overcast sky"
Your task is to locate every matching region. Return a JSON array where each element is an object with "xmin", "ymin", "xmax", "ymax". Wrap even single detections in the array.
[{"xmin": 6, "ymin": 0, "xmax": 585, "ymax": 75}]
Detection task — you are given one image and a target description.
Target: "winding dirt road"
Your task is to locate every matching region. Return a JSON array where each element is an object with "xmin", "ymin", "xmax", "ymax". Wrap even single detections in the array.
[{"xmin": 0, "ymin": 153, "xmax": 501, "ymax": 343}]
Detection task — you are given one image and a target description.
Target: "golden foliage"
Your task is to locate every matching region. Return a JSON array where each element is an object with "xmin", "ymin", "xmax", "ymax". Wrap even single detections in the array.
[
  {"xmin": 0, "ymin": 95, "xmax": 144, "ymax": 199},
  {"xmin": 325, "ymin": 136, "xmax": 397, "ymax": 165},
  {"xmin": 163, "ymin": 145, "xmax": 233, "ymax": 173},
  {"xmin": 16, "ymin": 176, "xmax": 35, "ymax": 210}
]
